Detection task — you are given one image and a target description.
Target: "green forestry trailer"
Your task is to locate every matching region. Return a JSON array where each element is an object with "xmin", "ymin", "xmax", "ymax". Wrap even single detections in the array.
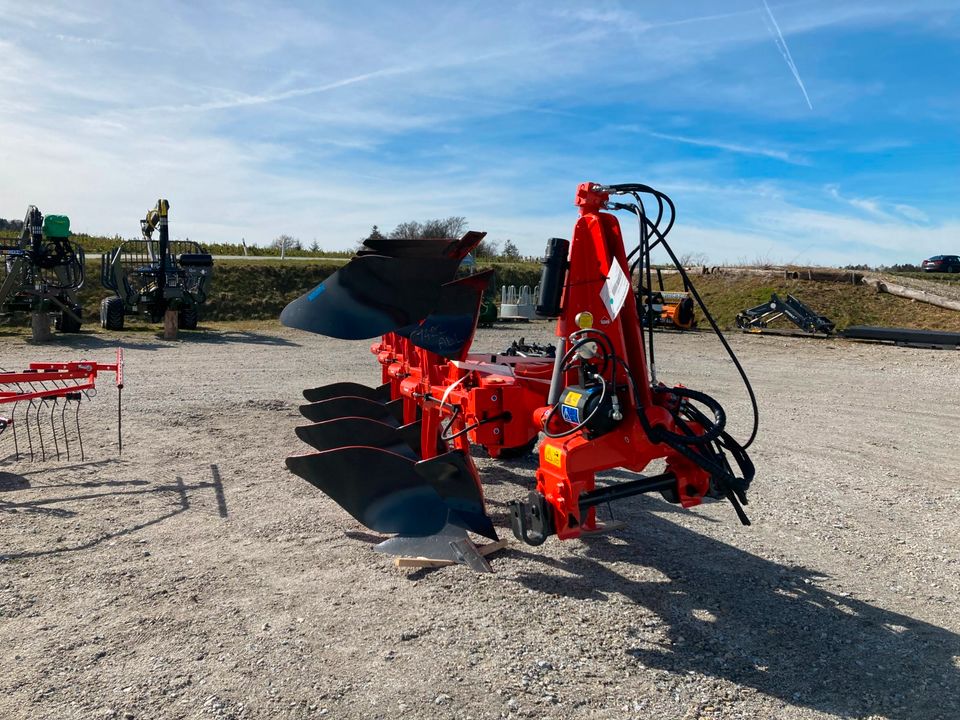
[
  {"xmin": 100, "ymin": 199, "xmax": 213, "ymax": 331},
  {"xmin": 0, "ymin": 206, "xmax": 84, "ymax": 337}
]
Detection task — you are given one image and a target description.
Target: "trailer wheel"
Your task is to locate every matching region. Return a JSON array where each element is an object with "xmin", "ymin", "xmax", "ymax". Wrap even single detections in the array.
[
  {"xmin": 179, "ymin": 305, "xmax": 199, "ymax": 330},
  {"xmin": 101, "ymin": 297, "xmax": 125, "ymax": 330},
  {"xmin": 55, "ymin": 305, "xmax": 82, "ymax": 333}
]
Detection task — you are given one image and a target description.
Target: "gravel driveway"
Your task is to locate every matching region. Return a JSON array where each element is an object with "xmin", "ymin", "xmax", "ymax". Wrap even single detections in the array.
[{"xmin": 1, "ymin": 323, "xmax": 958, "ymax": 720}]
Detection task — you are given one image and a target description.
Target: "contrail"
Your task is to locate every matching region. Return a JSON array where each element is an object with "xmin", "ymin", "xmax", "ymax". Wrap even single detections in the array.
[{"xmin": 761, "ymin": 0, "xmax": 813, "ymax": 110}]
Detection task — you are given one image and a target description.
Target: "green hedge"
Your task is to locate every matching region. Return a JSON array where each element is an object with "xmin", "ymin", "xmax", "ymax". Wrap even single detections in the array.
[{"xmin": 71, "ymin": 260, "xmax": 543, "ymax": 322}]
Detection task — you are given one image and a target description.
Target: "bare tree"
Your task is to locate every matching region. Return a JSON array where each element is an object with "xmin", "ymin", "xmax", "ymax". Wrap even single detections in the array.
[
  {"xmin": 389, "ymin": 221, "xmax": 424, "ymax": 240},
  {"xmin": 389, "ymin": 216, "xmax": 468, "ymax": 239},
  {"xmin": 421, "ymin": 216, "xmax": 467, "ymax": 238},
  {"xmin": 271, "ymin": 234, "xmax": 301, "ymax": 251},
  {"xmin": 271, "ymin": 234, "xmax": 301, "ymax": 258},
  {"xmin": 473, "ymin": 238, "xmax": 499, "ymax": 259},
  {"xmin": 678, "ymin": 251, "xmax": 708, "ymax": 268}
]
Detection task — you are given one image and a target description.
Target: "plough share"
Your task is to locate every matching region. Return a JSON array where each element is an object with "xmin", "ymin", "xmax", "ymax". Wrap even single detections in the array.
[{"xmin": 281, "ymin": 183, "xmax": 757, "ymax": 569}]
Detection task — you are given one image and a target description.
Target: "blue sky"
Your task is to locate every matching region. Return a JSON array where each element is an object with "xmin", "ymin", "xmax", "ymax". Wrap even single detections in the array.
[{"xmin": 0, "ymin": 1, "xmax": 957, "ymax": 266}]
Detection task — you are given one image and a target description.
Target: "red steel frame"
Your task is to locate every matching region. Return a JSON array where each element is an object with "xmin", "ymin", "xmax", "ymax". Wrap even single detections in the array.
[
  {"xmin": 362, "ymin": 183, "xmax": 718, "ymax": 541},
  {"xmin": 1, "ymin": 348, "xmax": 124, "ymax": 419},
  {"xmin": 371, "ymin": 333, "xmax": 552, "ymax": 460},
  {"xmin": 532, "ymin": 184, "xmax": 710, "ymax": 539}
]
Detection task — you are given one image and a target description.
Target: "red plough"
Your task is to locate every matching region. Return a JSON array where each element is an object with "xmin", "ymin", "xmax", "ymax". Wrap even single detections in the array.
[
  {"xmin": 282, "ymin": 183, "xmax": 757, "ymax": 569},
  {"xmin": 0, "ymin": 348, "xmax": 124, "ymax": 462}
]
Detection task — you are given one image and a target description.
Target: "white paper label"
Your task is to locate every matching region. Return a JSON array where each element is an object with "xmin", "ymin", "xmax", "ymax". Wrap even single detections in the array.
[{"xmin": 601, "ymin": 260, "xmax": 629, "ymax": 321}]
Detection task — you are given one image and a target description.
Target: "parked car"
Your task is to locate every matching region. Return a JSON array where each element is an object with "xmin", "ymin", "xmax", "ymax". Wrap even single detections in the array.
[{"xmin": 921, "ymin": 255, "xmax": 960, "ymax": 273}]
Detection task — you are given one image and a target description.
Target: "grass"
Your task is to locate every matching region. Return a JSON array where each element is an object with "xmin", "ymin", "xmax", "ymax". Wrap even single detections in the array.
[
  {"xmin": 3, "ymin": 246, "xmax": 959, "ymax": 332},
  {"xmin": 659, "ymin": 273, "xmax": 960, "ymax": 332}
]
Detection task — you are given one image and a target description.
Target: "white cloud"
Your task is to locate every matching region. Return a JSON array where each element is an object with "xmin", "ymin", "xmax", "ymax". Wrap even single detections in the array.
[
  {"xmin": 0, "ymin": 0, "xmax": 954, "ymax": 271},
  {"xmin": 893, "ymin": 204, "xmax": 929, "ymax": 223},
  {"xmin": 825, "ymin": 185, "xmax": 932, "ymax": 225},
  {"xmin": 646, "ymin": 131, "xmax": 805, "ymax": 164}
]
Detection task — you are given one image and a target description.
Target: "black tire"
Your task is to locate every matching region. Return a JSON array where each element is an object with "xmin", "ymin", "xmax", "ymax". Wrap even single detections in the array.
[
  {"xmin": 55, "ymin": 304, "xmax": 82, "ymax": 333},
  {"xmin": 100, "ymin": 297, "xmax": 125, "ymax": 330},
  {"xmin": 179, "ymin": 304, "xmax": 199, "ymax": 330},
  {"xmin": 676, "ymin": 297, "xmax": 695, "ymax": 329}
]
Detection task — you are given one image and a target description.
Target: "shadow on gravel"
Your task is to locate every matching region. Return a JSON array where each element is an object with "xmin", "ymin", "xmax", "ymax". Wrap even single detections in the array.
[
  {"xmin": 0, "ymin": 470, "xmax": 30, "ymax": 491},
  {"xmin": 0, "ymin": 461, "xmax": 132, "ymax": 497},
  {"xmin": 0, "ymin": 464, "xmax": 228, "ymax": 560},
  {"xmin": 0, "ymin": 330, "xmax": 167, "ymax": 350},
  {"xmin": 171, "ymin": 330, "xmax": 300, "ymax": 347},
  {"xmin": 0, "ymin": 329, "xmax": 298, "ymax": 349},
  {"xmin": 512, "ymin": 504, "xmax": 959, "ymax": 720}
]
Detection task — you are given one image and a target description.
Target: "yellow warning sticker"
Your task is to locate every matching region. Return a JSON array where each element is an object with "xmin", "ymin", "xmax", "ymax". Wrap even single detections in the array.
[
  {"xmin": 544, "ymin": 445, "xmax": 563, "ymax": 467},
  {"xmin": 564, "ymin": 391, "xmax": 582, "ymax": 406}
]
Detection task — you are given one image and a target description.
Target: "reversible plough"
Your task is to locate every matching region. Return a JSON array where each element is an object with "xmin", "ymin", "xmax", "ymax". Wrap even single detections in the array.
[
  {"xmin": 281, "ymin": 183, "xmax": 757, "ymax": 570},
  {"xmin": 0, "ymin": 349, "xmax": 124, "ymax": 462}
]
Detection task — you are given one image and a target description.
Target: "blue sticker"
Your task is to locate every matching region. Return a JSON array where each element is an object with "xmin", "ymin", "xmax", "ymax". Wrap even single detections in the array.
[
  {"xmin": 560, "ymin": 404, "xmax": 580, "ymax": 424},
  {"xmin": 307, "ymin": 283, "xmax": 326, "ymax": 301}
]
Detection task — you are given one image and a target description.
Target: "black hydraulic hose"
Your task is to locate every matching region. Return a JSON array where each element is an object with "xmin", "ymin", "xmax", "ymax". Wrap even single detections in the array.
[
  {"xmin": 541, "ymin": 328, "xmax": 617, "ymax": 439},
  {"xmin": 440, "ymin": 405, "xmax": 512, "ymax": 442},
  {"xmin": 564, "ymin": 328, "xmax": 616, "ymax": 367},
  {"xmin": 653, "ymin": 385, "xmax": 726, "ymax": 445},
  {"xmin": 606, "ymin": 185, "xmax": 759, "ymax": 450},
  {"xmin": 650, "ymin": 223, "xmax": 759, "ymax": 449}
]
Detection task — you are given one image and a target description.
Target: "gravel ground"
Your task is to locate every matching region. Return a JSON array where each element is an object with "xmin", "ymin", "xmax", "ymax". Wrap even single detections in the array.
[{"xmin": 1, "ymin": 322, "xmax": 959, "ymax": 720}]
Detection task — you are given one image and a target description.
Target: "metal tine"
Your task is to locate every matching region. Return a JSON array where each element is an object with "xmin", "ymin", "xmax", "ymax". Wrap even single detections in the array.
[
  {"xmin": 35, "ymin": 398, "xmax": 47, "ymax": 461},
  {"xmin": 12, "ymin": 400, "xmax": 21, "ymax": 461},
  {"xmin": 75, "ymin": 397, "xmax": 84, "ymax": 461},
  {"xmin": 61, "ymin": 399, "xmax": 71, "ymax": 461},
  {"xmin": 55, "ymin": 379, "xmax": 77, "ymax": 462},
  {"xmin": 6, "ymin": 401, "xmax": 18, "ymax": 461},
  {"xmin": 24, "ymin": 400, "xmax": 35, "ymax": 461},
  {"xmin": 49, "ymin": 397, "xmax": 61, "ymax": 461},
  {"xmin": 24, "ymin": 379, "xmax": 44, "ymax": 461}
]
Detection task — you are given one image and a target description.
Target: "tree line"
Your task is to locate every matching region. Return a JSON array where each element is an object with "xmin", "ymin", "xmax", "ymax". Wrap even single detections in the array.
[
  {"xmin": 272, "ymin": 216, "xmax": 525, "ymax": 261},
  {"xmin": 0, "ymin": 214, "xmax": 531, "ymax": 261}
]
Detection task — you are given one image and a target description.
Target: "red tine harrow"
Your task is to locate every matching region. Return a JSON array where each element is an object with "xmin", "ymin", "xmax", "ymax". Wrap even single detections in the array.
[{"xmin": 0, "ymin": 348, "xmax": 124, "ymax": 462}]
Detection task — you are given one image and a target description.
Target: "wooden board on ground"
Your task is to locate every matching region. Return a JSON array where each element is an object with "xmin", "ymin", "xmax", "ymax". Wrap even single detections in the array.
[
  {"xmin": 394, "ymin": 537, "xmax": 508, "ymax": 569},
  {"xmin": 163, "ymin": 309, "xmax": 179, "ymax": 340},
  {"xmin": 31, "ymin": 312, "xmax": 51, "ymax": 342}
]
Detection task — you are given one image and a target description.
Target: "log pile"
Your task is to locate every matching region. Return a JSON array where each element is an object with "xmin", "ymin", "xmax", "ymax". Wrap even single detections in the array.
[{"xmin": 861, "ymin": 277, "xmax": 960, "ymax": 312}]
